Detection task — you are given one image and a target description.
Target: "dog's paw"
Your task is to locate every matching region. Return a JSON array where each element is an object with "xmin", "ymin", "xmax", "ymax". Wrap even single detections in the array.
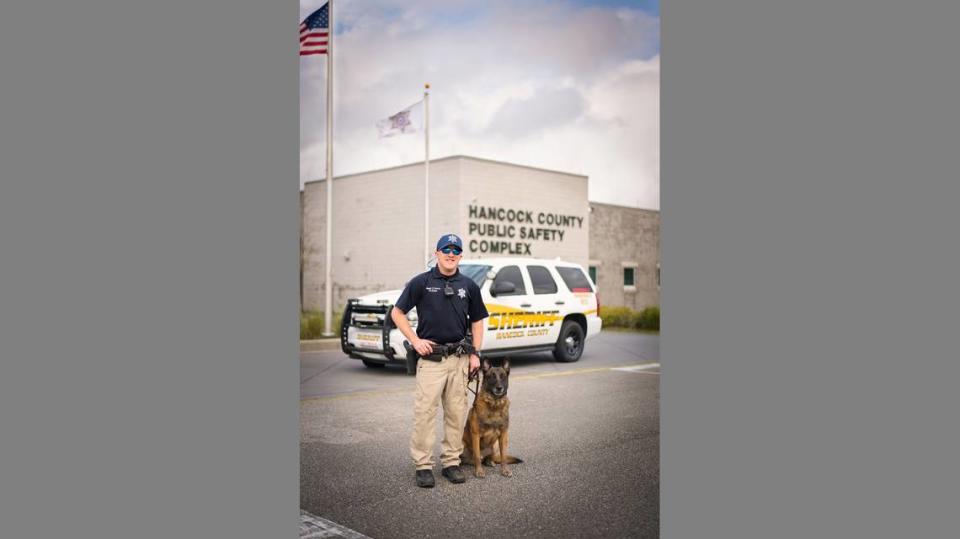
[
  {"xmin": 500, "ymin": 467, "xmax": 513, "ymax": 477},
  {"xmin": 474, "ymin": 468, "xmax": 486, "ymax": 478}
]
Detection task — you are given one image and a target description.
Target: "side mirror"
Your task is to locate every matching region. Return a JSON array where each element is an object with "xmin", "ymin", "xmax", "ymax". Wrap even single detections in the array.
[{"xmin": 491, "ymin": 281, "xmax": 516, "ymax": 297}]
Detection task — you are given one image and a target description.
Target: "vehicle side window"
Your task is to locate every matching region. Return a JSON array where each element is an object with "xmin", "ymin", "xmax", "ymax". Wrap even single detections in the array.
[
  {"xmin": 556, "ymin": 266, "xmax": 594, "ymax": 293},
  {"xmin": 528, "ymin": 265, "xmax": 558, "ymax": 294},
  {"xmin": 493, "ymin": 265, "xmax": 526, "ymax": 296}
]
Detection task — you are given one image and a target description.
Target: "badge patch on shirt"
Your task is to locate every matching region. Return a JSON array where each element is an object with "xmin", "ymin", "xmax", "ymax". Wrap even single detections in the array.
[{"xmin": 458, "ymin": 288, "xmax": 467, "ymax": 299}]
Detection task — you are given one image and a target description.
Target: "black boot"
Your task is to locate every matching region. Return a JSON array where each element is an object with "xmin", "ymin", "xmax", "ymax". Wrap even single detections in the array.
[
  {"xmin": 441, "ymin": 465, "xmax": 466, "ymax": 484},
  {"xmin": 415, "ymin": 469, "xmax": 435, "ymax": 488}
]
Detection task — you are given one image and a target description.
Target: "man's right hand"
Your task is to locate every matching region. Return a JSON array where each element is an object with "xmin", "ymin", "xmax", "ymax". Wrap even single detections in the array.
[{"xmin": 413, "ymin": 338, "xmax": 436, "ymax": 357}]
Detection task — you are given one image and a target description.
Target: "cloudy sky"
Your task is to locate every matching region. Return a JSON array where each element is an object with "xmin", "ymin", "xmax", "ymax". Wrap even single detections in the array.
[{"xmin": 300, "ymin": 0, "xmax": 659, "ymax": 210}]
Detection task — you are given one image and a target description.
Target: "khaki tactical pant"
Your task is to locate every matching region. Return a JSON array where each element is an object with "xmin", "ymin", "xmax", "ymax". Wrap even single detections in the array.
[{"xmin": 410, "ymin": 354, "xmax": 469, "ymax": 470}]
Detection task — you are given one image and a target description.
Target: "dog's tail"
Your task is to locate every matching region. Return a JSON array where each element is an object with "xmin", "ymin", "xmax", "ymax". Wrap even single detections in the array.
[{"xmin": 484, "ymin": 454, "xmax": 524, "ymax": 465}]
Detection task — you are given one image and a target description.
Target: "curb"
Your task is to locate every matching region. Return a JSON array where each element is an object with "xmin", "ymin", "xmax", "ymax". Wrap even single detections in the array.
[
  {"xmin": 301, "ymin": 510, "xmax": 370, "ymax": 539},
  {"xmin": 300, "ymin": 338, "xmax": 341, "ymax": 352}
]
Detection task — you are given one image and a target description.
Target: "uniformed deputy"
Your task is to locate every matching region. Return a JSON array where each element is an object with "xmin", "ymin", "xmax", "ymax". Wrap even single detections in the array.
[{"xmin": 391, "ymin": 233, "xmax": 489, "ymax": 488}]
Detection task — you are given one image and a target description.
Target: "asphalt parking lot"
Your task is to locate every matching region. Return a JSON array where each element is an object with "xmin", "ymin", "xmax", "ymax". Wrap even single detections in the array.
[{"xmin": 301, "ymin": 331, "xmax": 659, "ymax": 538}]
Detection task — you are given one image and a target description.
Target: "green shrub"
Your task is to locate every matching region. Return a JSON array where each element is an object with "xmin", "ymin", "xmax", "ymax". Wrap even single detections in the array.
[
  {"xmin": 600, "ymin": 305, "xmax": 659, "ymax": 331},
  {"xmin": 601, "ymin": 306, "xmax": 634, "ymax": 328},
  {"xmin": 300, "ymin": 310, "xmax": 343, "ymax": 340},
  {"xmin": 634, "ymin": 306, "xmax": 660, "ymax": 330}
]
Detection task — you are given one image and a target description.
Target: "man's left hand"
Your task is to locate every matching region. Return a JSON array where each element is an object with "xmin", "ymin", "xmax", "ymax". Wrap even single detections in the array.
[{"xmin": 469, "ymin": 353, "xmax": 480, "ymax": 374}]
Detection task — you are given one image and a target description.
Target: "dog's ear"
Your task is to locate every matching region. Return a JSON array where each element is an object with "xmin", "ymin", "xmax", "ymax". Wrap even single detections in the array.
[
  {"xmin": 502, "ymin": 358, "xmax": 510, "ymax": 372},
  {"xmin": 481, "ymin": 358, "xmax": 491, "ymax": 372}
]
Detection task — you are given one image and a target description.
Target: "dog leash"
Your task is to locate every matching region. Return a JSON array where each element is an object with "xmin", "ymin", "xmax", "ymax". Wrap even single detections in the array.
[
  {"xmin": 451, "ymin": 339, "xmax": 481, "ymax": 398},
  {"xmin": 467, "ymin": 366, "xmax": 480, "ymax": 397}
]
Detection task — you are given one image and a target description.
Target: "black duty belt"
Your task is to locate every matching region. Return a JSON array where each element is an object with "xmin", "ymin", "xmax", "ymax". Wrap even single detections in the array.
[
  {"xmin": 405, "ymin": 340, "xmax": 476, "ymax": 362},
  {"xmin": 422, "ymin": 341, "xmax": 476, "ymax": 361}
]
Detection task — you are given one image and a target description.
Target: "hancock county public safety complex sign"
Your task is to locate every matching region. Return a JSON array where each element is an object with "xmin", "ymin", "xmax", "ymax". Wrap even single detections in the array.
[{"xmin": 467, "ymin": 204, "xmax": 585, "ymax": 255}]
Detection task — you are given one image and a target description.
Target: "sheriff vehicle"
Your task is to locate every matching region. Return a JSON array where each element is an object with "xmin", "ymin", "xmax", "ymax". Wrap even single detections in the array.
[{"xmin": 341, "ymin": 258, "xmax": 602, "ymax": 368}]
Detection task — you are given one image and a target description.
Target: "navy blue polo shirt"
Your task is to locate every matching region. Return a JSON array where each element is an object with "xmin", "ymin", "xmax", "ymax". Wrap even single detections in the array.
[{"xmin": 394, "ymin": 265, "xmax": 489, "ymax": 344}]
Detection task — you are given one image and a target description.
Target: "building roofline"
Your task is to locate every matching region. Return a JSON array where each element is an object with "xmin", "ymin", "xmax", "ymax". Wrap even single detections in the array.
[
  {"xmin": 589, "ymin": 201, "xmax": 660, "ymax": 213},
  {"xmin": 303, "ymin": 155, "xmax": 588, "ymax": 187}
]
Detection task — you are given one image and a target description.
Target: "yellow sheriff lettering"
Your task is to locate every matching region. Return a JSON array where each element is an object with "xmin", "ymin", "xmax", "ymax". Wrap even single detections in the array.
[{"xmin": 487, "ymin": 306, "xmax": 562, "ymax": 331}]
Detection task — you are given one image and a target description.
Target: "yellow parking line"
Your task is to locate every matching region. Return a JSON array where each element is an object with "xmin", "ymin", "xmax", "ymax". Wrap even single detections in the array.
[
  {"xmin": 301, "ymin": 387, "xmax": 414, "ymax": 403},
  {"xmin": 511, "ymin": 366, "xmax": 616, "ymax": 380}
]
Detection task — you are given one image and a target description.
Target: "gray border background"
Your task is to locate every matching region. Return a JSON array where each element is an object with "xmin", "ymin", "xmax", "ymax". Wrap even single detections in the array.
[
  {"xmin": 2, "ymin": 1, "xmax": 959, "ymax": 538},
  {"xmin": 662, "ymin": 1, "xmax": 960, "ymax": 538},
  {"xmin": 1, "ymin": 1, "xmax": 299, "ymax": 537}
]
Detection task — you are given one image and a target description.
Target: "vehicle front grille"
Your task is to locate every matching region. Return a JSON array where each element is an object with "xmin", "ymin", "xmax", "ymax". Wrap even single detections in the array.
[{"xmin": 352, "ymin": 319, "xmax": 383, "ymax": 328}]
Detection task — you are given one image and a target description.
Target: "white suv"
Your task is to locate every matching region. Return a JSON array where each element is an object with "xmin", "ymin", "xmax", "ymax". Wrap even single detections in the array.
[{"xmin": 341, "ymin": 258, "xmax": 602, "ymax": 367}]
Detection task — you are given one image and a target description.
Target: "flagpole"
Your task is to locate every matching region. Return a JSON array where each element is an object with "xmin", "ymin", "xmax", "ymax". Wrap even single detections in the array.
[
  {"xmin": 322, "ymin": 0, "xmax": 335, "ymax": 337},
  {"xmin": 424, "ymin": 83, "xmax": 430, "ymax": 266}
]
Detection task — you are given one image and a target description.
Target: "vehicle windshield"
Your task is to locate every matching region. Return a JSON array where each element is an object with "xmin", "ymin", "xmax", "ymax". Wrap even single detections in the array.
[{"xmin": 458, "ymin": 264, "xmax": 492, "ymax": 287}]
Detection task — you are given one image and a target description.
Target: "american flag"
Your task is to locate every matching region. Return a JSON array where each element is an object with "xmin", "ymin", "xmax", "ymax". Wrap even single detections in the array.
[{"xmin": 300, "ymin": 3, "xmax": 329, "ymax": 56}]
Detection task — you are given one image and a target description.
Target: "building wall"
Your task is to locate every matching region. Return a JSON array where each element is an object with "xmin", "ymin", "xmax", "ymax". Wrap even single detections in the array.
[
  {"xmin": 301, "ymin": 158, "xmax": 460, "ymax": 311},
  {"xmin": 458, "ymin": 158, "xmax": 590, "ymax": 268},
  {"xmin": 302, "ymin": 156, "xmax": 657, "ymax": 313},
  {"xmin": 588, "ymin": 202, "xmax": 660, "ymax": 310},
  {"xmin": 301, "ymin": 180, "xmax": 328, "ymax": 312}
]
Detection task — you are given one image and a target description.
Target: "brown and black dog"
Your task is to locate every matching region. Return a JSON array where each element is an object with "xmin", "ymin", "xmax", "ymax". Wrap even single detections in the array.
[{"xmin": 460, "ymin": 358, "xmax": 523, "ymax": 478}]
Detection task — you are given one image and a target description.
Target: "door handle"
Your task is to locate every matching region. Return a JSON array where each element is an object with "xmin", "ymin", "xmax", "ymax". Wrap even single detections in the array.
[
  {"xmin": 555, "ymin": 301, "xmax": 565, "ymax": 305},
  {"xmin": 520, "ymin": 303, "xmax": 532, "ymax": 308}
]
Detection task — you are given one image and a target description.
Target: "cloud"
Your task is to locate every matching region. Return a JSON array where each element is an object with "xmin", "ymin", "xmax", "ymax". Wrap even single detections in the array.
[
  {"xmin": 300, "ymin": 0, "xmax": 659, "ymax": 210},
  {"xmin": 484, "ymin": 87, "xmax": 585, "ymax": 138}
]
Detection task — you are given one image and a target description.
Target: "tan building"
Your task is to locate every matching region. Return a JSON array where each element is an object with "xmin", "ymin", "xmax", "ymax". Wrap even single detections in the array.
[
  {"xmin": 587, "ymin": 203, "xmax": 660, "ymax": 311},
  {"xmin": 301, "ymin": 155, "xmax": 658, "ymax": 312}
]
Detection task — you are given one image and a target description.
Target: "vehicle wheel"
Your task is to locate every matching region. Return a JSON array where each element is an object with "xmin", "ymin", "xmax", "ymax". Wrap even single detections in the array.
[
  {"xmin": 362, "ymin": 360, "xmax": 385, "ymax": 368},
  {"xmin": 553, "ymin": 320, "xmax": 585, "ymax": 362}
]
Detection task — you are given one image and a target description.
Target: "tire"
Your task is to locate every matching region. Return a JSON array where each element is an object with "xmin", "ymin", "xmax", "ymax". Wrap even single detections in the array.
[
  {"xmin": 362, "ymin": 359, "xmax": 386, "ymax": 368},
  {"xmin": 553, "ymin": 320, "xmax": 585, "ymax": 362}
]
